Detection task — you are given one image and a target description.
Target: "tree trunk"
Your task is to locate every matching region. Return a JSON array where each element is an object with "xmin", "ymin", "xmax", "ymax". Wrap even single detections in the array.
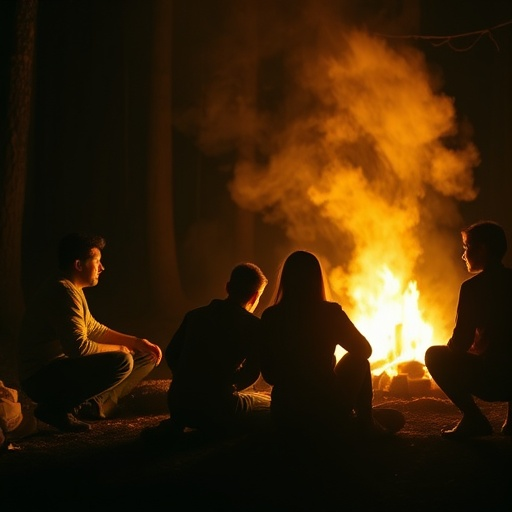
[
  {"xmin": 146, "ymin": 0, "xmax": 185, "ymax": 315},
  {"xmin": 0, "ymin": 0, "xmax": 38, "ymax": 381}
]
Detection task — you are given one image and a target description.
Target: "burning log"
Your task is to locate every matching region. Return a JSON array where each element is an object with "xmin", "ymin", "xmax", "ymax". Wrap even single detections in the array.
[
  {"xmin": 372, "ymin": 360, "xmax": 432, "ymax": 397},
  {"xmin": 398, "ymin": 360, "xmax": 425, "ymax": 379}
]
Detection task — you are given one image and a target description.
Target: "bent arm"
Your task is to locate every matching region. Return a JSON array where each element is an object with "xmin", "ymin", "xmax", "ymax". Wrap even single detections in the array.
[
  {"xmin": 234, "ymin": 331, "xmax": 262, "ymax": 390},
  {"xmin": 447, "ymin": 282, "xmax": 478, "ymax": 353},
  {"xmin": 97, "ymin": 329, "xmax": 162, "ymax": 365},
  {"xmin": 334, "ymin": 305, "xmax": 372, "ymax": 359}
]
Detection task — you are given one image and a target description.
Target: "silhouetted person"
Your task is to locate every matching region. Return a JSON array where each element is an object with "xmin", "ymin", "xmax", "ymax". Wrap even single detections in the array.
[
  {"xmin": 141, "ymin": 263, "xmax": 270, "ymax": 443},
  {"xmin": 425, "ymin": 220, "xmax": 512, "ymax": 439},
  {"xmin": 18, "ymin": 233, "xmax": 162, "ymax": 432},
  {"xmin": 259, "ymin": 250, "xmax": 405, "ymax": 441}
]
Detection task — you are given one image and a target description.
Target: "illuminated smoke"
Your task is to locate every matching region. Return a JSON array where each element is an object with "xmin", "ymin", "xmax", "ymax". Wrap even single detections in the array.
[{"xmin": 178, "ymin": 1, "xmax": 480, "ymax": 357}]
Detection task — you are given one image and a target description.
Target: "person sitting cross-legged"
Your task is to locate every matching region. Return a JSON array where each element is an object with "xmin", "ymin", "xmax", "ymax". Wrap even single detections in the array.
[
  {"xmin": 259, "ymin": 250, "xmax": 405, "ymax": 442},
  {"xmin": 141, "ymin": 262, "xmax": 271, "ymax": 444}
]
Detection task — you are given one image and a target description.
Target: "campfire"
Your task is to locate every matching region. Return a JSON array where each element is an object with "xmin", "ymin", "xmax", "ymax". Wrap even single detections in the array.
[
  {"xmin": 189, "ymin": 12, "xmax": 479, "ymax": 401},
  {"xmin": 218, "ymin": 29, "xmax": 477, "ymax": 402},
  {"xmin": 333, "ymin": 266, "xmax": 438, "ymax": 397}
]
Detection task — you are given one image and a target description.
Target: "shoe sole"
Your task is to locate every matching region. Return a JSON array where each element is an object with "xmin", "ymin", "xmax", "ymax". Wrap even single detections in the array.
[{"xmin": 35, "ymin": 409, "xmax": 91, "ymax": 433}]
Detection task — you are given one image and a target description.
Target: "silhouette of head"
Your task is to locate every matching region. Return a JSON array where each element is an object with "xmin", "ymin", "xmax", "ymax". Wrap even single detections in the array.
[
  {"xmin": 226, "ymin": 263, "xmax": 268, "ymax": 304},
  {"xmin": 462, "ymin": 221, "xmax": 507, "ymax": 263},
  {"xmin": 275, "ymin": 250, "xmax": 326, "ymax": 304}
]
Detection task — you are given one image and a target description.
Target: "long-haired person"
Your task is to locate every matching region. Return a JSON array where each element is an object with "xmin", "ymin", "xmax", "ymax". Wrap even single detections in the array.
[{"xmin": 259, "ymin": 250, "xmax": 404, "ymax": 440}]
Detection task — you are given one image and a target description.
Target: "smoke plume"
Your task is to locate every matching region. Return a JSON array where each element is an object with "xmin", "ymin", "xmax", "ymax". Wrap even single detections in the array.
[{"xmin": 177, "ymin": 0, "xmax": 480, "ymax": 348}]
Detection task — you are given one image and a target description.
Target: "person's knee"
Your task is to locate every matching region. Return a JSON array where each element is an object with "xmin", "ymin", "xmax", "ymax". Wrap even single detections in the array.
[
  {"xmin": 133, "ymin": 351, "xmax": 157, "ymax": 373},
  {"xmin": 424, "ymin": 345, "xmax": 445, "ymax": 370},
  {"xmin": 110, "ymin": 351, "xmax": 134, "ymax": 376},
  {"xmin": 334, "ymin": 352, "xmax": 369, "ymax": 375}
]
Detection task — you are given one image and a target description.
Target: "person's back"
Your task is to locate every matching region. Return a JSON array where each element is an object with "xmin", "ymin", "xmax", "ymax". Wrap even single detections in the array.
[
  {"xmin": 453, "ymin": 264, "xmax": 512, "ymax": 367},
  {"xmin": 261, "ymin": 300, "xmax": 363, "ymax": 408},
  {"xmin": 259, "ymin": 250, "xmax": 404, "ymax": 439},
  {"xmin": 167, "ymin": 298, "xmax": 262, "ymax": 417},
  {"xmin": 19, "ymin": 276, "xmax": 106, "ymax": 382},
  {"xmin": 141, "ymin": 262, "xmax": 270, "ymax": 441}
]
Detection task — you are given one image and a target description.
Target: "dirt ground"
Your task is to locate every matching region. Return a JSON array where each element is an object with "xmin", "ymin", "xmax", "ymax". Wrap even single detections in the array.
[{"xmin": 1, "ymin": 378, "xmax": 511, "ymax": 512}]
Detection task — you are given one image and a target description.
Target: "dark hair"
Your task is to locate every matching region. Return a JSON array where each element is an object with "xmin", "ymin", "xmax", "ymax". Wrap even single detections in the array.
[
  {"xmin": 462, "ymin": 221, "xmax": 507, "ymax": 261},
  {"xmin": 226, "ymin": 263, "xmax": 268, "ymax": 303},
  {"xmin": 58, "ymin": 233, "xmax": 106, "ymax": 270},
  {"xmin": 274, "ymin": 250, "xmax": 326, "ymax": 305}
]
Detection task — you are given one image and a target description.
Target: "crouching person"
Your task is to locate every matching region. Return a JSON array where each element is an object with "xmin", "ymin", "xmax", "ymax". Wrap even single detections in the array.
[
  {"xmin": 425, "ymin": 221, "xmax": 512, "ymax": 439},
  {"xmin": 18, "ymin": 233, "xmax": 162, "ymax": 433}
]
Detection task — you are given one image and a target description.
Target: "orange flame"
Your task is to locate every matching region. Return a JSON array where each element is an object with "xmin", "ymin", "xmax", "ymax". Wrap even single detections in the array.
[
  {"xmin": 333, "ymin": 266, "xmax": 433, "ymax": 378},
  {"xmin": 183, "ymin": 7, "xmax": 480, "ymax": 393}
]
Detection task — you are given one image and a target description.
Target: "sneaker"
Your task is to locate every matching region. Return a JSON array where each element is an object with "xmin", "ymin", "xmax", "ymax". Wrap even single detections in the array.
[
  {"xmin": 35, "ymin": 405, "xmax": 91, "ymax": 433},
  {"xmin": 75, "ymin": 398, "xmax": 106, "ymax": 420},
  {"xmin": 441, "ymin": 413, "xmax": 492, "ymax": 439}
]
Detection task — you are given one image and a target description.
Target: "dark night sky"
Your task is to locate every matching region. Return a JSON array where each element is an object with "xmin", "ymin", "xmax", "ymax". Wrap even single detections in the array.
[{"xmin": 418, "ymin": 1, "xmax": 512, "ymax": 242}]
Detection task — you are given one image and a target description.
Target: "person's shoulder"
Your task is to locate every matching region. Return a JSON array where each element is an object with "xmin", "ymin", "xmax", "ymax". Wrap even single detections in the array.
[
  {"xmin": 320, "ymin": 301, "xmax": 346, "ymax": 321},
  {"xmin": 32, "ymin": 276, "xmax": 77, "ymax": 298},
  {"xmin": 186, "ymin": 298, "xmax": 258, "ymax": 321},
  {"xmin": 262, "ymin": 301, "xmax": 344, "ymax": 320},
  {"xmin": 462, "ymin": 265, "xmax": 512, "ymax": 290},
  {"xmin": 321, "ymin": 301, "xmax": 343, "ymax": 313},
  {"xmin": 57, "ymin": 277, "xmax": 77, "ymax": 291},
  {"xmin": 183, "ymin": 300, "xmax": 219, "ymax": 319},
  {"xmin": 262, "ymin": 305, "xmax": 285, "ymax": 326},
  {"xmin": 56, "ymin": 278, "xmax": 84, "ymax": 298},
  {"xmin": 460, "ymin": 272, "xmax": 481, "ymax": 291},
  {"xmin": 24, "ymin": 277, "xmax": 81, "ymax": 314}
]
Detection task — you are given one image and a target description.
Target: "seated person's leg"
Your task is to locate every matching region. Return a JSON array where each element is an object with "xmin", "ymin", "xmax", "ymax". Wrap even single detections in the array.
[
  {"xmin": 22, "ymin": 352, "xmax": 133, "ymax": 431},
  {"xmin": 334, "ymin": 353, "xmax": 372, "ymax": 419},
  {"xmin": 372, "ymin": 407, "xmax": 406, "ymax": 434},
  {"xmin": 232, "ymin": 390, "xmax": 271, "ymax": 432},
  {"xmin": 89, "ymin": 351, "xmax": 156, "ymax": 418},
  {"xmin": 425, "ymin": 346, "xmax": 492, "ymax": 437},
  {"xmin": 425, "ymin": 346, "xmax": 478, "ymax": 412},
  {"xmin": 470, "ymin": 370, "xmax": 512, "ymax": 436},
  {"xmin": 334, "ymin": 354, "xmax": 405, "ymax": 436}
]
